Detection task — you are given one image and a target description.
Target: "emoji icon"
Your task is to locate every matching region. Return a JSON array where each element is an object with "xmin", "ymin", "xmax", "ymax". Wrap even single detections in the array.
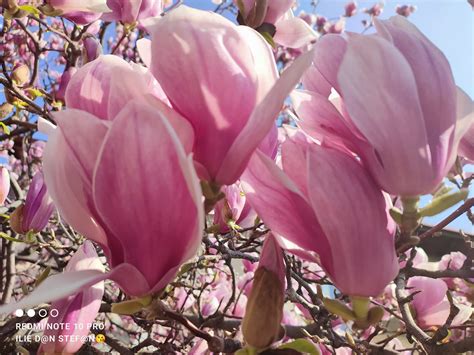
[{"xmin": 95, "ymin": 334, "xmax": 106, "ymax": 343}]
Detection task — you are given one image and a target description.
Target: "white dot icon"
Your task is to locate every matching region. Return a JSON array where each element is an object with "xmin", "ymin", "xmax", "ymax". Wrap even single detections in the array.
[
  {"xmin": 26, "ymin": 309, "xmax": 35, "ymax": 317},
  {"xmin": 14, "ymin": 309, "xmax": 24, "ymax": 317},
  {"xmin": 49, "ymin": 309, "xmax": 59, "ymax": 317}
]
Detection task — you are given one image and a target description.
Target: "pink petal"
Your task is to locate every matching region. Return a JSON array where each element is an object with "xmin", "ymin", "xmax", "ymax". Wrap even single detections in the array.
[
  {"xmin": 40, "ymin": 242, "xmax": 105, "ymax": 354},
  {"xmin": 137, "ymin": 38, "xmax": 152, "ymax": 67},
  {"xmin": 142, "ymin": 95, "xmax": 194, "ymax": 153},
  {"xmin": 456, "ymin": 87, "xmax": 474, "ymax": 161},
  {"xmin": 338, "ymin": 34, "xmax": 434, "ymax": 195},
  {"xmin": 274, "ymin": 17, "xmax": 318, "ymax": 48},
  {"xmin": 241, "ymin": 150, "xmax": 332, "ymax": 260},
  {"xmin": 93, "ymin": 98, "xmax": 203, "ymax": 293},
  {"xmin": 0, "ymin": 270, "xmax": 108, "ymax": 315},
  {"xmin": 280, "ymin": 132, "xmax": 310, "ymax": 198},
  {"xmin": 407, "ymin": 277, "xmax": 448, "ymax": 315},
  {"xmin": 291, "ymin": 89, "xmax": 360, "ymax": 151},
  {"xmin": 65, "ymin": 55, "xmax": 160, "ymax": 120},
  {"xmin": 146, "ymin": 6, "xmax": 260, "ymax": 179},
  {"xmin": 42, "ymin": 111, "xmax": 109, "ymax": 248},
  {"xmin": 307, "ymin": 145, "xmax": 398, "ymax": 296},
  {"xmin": 303, "ymin": 34, "xmax": 347, "ymax": 95},
  {"xmin": 264, "ymin": 0, "xmax": 294, "ymax": 24},
  {"xmin": 217, "ymin": 48, "xmax": 315, "ymax": 184},
  {"xmin": 375, "ymin": 16, "xmax": 457, "ymax": 179}
]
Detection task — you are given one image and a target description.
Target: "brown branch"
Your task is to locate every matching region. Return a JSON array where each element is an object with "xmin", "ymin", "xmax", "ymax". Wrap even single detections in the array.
[{"xmin": 419, "ymin": 198, "xmax": 474, "ymax": 240}]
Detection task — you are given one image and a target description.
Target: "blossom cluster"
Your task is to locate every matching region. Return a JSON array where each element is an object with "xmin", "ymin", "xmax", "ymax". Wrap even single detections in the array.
[{"xmin": 0, "ymin": 1, "xmax": 473, "ymax": 354}]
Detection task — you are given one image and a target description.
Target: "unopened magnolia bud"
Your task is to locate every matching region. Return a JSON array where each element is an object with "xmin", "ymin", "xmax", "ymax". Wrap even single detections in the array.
[
  {"xmin": 242, "ymin": 268, "xmax": 284, "ymax": 349},
  {"xmin": 0, "ymin": 102, "xmax": 14, "ymax": 118},
  {"xmin": 243, "ymin": 0, "xmax": 268, "ymax": 28},
  {"xmin": 344, "ymin": 1, "xmax": 357, "ymax": 17},
  {"xmin": 12, "ymin": 64, "xmax": 30, "ymax": 86}
]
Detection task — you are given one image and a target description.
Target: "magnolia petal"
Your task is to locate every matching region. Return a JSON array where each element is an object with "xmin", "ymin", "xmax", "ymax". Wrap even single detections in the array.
[
  {"xmin": 291, "ymin": 89, "xmax": 359, "ymax": 151},
  {"xmin": 0, "ymin": 270, "xmax": 107, "ymax": 316},
  {"xmin": 137, "ymin": 38, "xmax": 152, "ymax": 67},
  {"xmin": 309, "ymin": 34, "xmax": 346, "ymax": 94},
  {"xmin": 407, "ymin": 277, "xmax": 448, "ymax": 315},
  {"xmin": 42, "ymin": 112, "xmax": 109, "ymax": 248},
  {"xmin": 455, "ymin": 87, "xmax": 474, "ymax": 161},
  {"xmin": 307, "ymin": 145, "xmax": 398, "ymax": 296},
  {"xmin": 375, "ymin": 16, "xmax": 457, "ymax": 177},
  {"xmin": 65, "ymin": 55, "xmax": 160, "ymax": 121},
  {"xmin": 242, "ymin": 150, "xmax": 331, "ymax": 259},
  {"xmin": 217, "ymin": 48, "xmax": 315, "ymax": 184},
  {"xmin": 146, "ymin": 6, "xmax": 259, "ymax": 179},
  {"xmin": 93, "ymin": 98, "xmax": 202, "ymax": 294},
  {"xmin": 274, "ymin": 17, "xmax": 318, "ymax": 48},
  {"xmin": 339, "ymin": 34, "xmax": 434, "ymax": 195}
]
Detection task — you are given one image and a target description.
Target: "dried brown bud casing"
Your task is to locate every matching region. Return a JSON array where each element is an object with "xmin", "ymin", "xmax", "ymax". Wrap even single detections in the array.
[
  {"xmin": 12, "ymin": 64, "xmax": 30, "ymax": 86},
  {"xmin": 242, "ymin": 267, "xmax": 284, "ymax": 350},
  {"xmin": 0, "ymin": 102, "xmax": 14, "ymax": 118},
  {"xmin": 10, "ymin": 204, "xmax": 25, "ymax": 234}
]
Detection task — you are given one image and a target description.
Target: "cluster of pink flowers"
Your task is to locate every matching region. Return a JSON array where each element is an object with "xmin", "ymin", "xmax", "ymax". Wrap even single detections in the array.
[{"xmin": 0, "ymin": 1, "xmax": 473, "ymax": 354}]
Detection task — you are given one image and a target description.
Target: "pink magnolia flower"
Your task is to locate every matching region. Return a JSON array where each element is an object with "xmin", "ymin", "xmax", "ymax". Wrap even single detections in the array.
[
  {"xmin": 10, "ymin": 171, "xmax": 55, "ymax": 234},
  {"xmin": 236, "ymin": 0, "xmax": 294, "ymax": 26},
  {"xmin": 82, "ymin": 35, "xmax": 102, "ymax": 64},
  {"xmin": 213, "ymin": 183, "xmax": 247, "ymax": 232},
  {"xmin": 0, "ymin": 89, "xmax": 203, "ymax": 315},
  {"xmin": 143, "ymin": 6, "xmax": 314, "ymax": 185},
  {"xmin": 242, "ymin": 136, "xmax": 398, "ymax": 297},
  {"xmin": 295, "ymin": 16, "xmax": 473, "ymax": 196},
  {"xmin": 38, "ymin": 241, "xmax": 104, "ymax": 354},
  {"xmin": 235, "ymin": 0, "xmax": 317, "ymax": 48},
  {"xmin": 102, "ymin": 0, "xmax": 165, "ymax": 23},
  {"xmin": 0, "ymin": 166, "xmax": 10, "ymax": 205},
  {"xmin": 407, "ymin": 277, "xmax": 472, "ymax": 328}
]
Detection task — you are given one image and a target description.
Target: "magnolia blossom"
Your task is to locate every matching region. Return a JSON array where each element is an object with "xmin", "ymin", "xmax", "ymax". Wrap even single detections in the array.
[
  {"xmin": 407, "ymin": 277, "xmax": 472, "ymax": 328},
  {"xmin": 0, "ymin": 73, "xmax": 204, "ymax": 316},
  {"xmin": 242, "ymin": 135, "xmax": 398, "ymax": 297},
  {"xmin": 102, "ymin": 0, "xmax": 165, "ymax": 23},
  {"xmin": 213, "ymin": 126, "xmax": 278, "ymax": 232},
  {"xmin": 235, "ymin": 0, "xmax": 317, "ymax": 48},
  {"xmin": 143, "ymin": 6, "xmax": 314, "ymax": 186},
  {"xmin": 295, "ymin": 16, "xmax": 473, "ymax": 196},
  {"xmin": 38, "ymin": 242, "xmax": 104, "ymax": 354},
  {"xmin": 10, "ymin": 171, "xmax": 55, "ymax": 234}
]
